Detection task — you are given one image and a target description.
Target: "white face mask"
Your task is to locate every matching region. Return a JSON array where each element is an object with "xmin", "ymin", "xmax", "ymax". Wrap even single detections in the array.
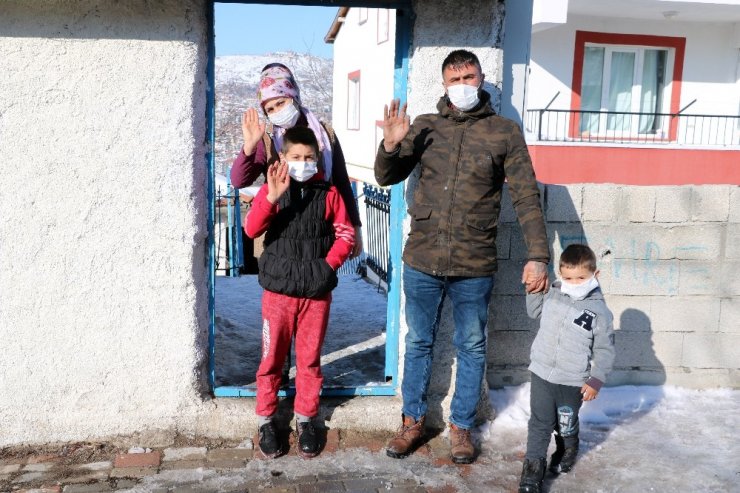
[
  {"xmin": 560, "ymin": 276, "xmax": 599, "ymax": 300},
  {"xmin": 447, "ymin": 83, "xmax": 480, "ymax": 111},
  {"xmin": 287, "ymin": 160, "xmax": 318, "ymax": 182},
  {"xmin": 268, "ymin": 101, "xmax": 300, "ymax": 128}
]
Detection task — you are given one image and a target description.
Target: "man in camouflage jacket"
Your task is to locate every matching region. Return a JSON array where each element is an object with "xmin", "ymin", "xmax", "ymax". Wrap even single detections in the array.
[{"xmin": 375, "ymin": 50, "xmax": 550, "ymax": 464}]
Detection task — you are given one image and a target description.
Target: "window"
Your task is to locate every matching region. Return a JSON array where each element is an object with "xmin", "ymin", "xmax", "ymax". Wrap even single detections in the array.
[
  {"xmin": 571, "ymin": 32, "xmax": 685, "ymax": 140},
  {"xmin": 358, "ymin": 7, "xmax": 368, "ymax": 25},
  {"xmin": 347, "ymin": 71, "xmax": 361, "ymax": 130},
  {"xmin": 377, "ymin": 9, "xmax": 389, "ymax": 44}
]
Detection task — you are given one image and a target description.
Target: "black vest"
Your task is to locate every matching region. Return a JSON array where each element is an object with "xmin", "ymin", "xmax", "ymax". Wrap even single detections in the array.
[{"xmin": 258, "ymin": 180, "xmax": 337, "ymax": 298}]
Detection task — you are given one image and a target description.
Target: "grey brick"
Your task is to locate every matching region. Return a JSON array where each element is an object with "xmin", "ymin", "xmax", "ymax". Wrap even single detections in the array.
[
  {"xmin": 74, "ymin": 461, "xmax": 112, "ymax": 472},
  {"xmin": 546, "ymin": 223, "xmax": 587, "ymax": 258},
  {"xmin": 63, "ymin": 470, "xmax": 110, "ymax": 484},
  {"xmin": 719, "ymin": 297, "xmax": 740, "ymax": 333},
  {"xmin": 110, "ymin": 467, "xmax": 157, "ymax": 479},
  {"xmin": 609, "ymin": 259, "xmax": 679, "ymax": 295},
  {"xmin": 489, "ymin": 294, "xmax": 538, "ymax": 332},
  {"xmin": 613, "ymin": 331, "xmax": 681, "ymax": 369},
  {"xmin": 162, "ymin": 447, "xmax": 207, "ymax": 462},
  {"xmin": 499, "ymin": 184, "xmax": 517, "ymax": 223},
  {"xmin": 545, "ymin": 184, "xmax": 582, "ymax": 222},
  {"xmin": 491, "ymin": 259, "xmax": 528, "ymax": 295},
  {"xmin": 655, "ymin": 186, "xmax": 692, "ymax": 223},
  {"xmin": 679, "ymin": 260, "xmax": 731, "ymax": 296},
  {"xmin": 691, "ymin": 186, "xmax": 730, "ymax": 222},
  {"xmin": 488, "ymin": 328, "xmax": 535, "ymax": 366},
  {"xmin": 582, "ymin": 185, "xmax": 620, "ymax": 222},
  {"xmin": 297, "ymin": 481, "xmax": 344, "ymax": 493},
  {"xmin": 651, "ymin": 296, "xmax": 720, "ymax": 333},
  {"xmin": 726, "ymin": 224, "xmax": 740, "ymax": 260},
  {"xmin": 495, "ymin": 224, "xmax": 511, "ymax": 260},
  {"xmin": 0, "ymin": 464, "xmax": 21, "ymax": 474},
  {"xmin": 607, "ymin": 296, "xmax": 652, "ymax": 331},
  {"xmin": 12, "ymin": 471, "xmax": 45, "ymax": 483},
  {"xmin": 622, "ymin": 187, "xmax": 656, "ymax": 223},
  {"xmin": 682, "ymin": 333, "xmax": 740, "ymax": 368},
  {"xmin": 729, "ymin": 187, "xmax": 740, "ymax": 223},
  {"xmin": 63, "ymin": 484, "xmax": 114, "ymax": 493}
]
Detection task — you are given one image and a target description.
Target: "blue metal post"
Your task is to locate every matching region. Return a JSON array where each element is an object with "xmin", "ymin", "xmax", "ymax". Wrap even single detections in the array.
[
  {"xmin": 384, "ymin": 6, "xmax": 413, "ymax": 387},
  {"xmin": 206, "ymin": 0, "xmax": 216, "ymax": 392}
]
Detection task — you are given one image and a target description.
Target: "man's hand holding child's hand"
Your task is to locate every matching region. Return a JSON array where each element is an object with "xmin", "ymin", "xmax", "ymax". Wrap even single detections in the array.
[
  {"xmin": 266, "ymin": 160, "xmax": 290, "ymax": 204},
  {"xmin": 581, "ymin": 383, "xmax": 598, "ymax": 401}
]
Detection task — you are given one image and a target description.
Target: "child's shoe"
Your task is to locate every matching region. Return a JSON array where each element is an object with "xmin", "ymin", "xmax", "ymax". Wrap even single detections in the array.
[
  {"xmin": 549, "ymin": 435, "xmax": 578, "ymax": 473},
  {"xmin": 258, "ymin": 421, "xmax": 282, "ymax": 459},
  {"xmin": 518, "ymin": 457, "xmax": 546, "ymax": 493},
  {"xmin": 297, "ymin": 419, "xmax": 320, "ymax": 458}
]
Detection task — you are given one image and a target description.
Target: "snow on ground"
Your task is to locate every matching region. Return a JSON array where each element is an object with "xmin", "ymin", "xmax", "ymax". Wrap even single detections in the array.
[
  {"xmin": 124, "ymin": 385, "xmax": 739, "ymax": 492},
  {"xmin": 215, "ymin": 273, "xmax": 387, "ymax": 388},
  {"xmin": 211, "ymin": 272, "xmax": 739, "ymax": 491}
]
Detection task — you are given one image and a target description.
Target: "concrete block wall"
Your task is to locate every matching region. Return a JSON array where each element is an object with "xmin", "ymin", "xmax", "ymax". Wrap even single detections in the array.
[{"xmin": 488, "ymin": 184, "xmax": 740, "ymax": 389}]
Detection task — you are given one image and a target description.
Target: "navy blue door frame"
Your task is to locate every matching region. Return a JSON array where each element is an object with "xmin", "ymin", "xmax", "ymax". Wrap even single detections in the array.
[{"xmin": 205, "ymin": 1, "xmax": 413, "ymax": 397}]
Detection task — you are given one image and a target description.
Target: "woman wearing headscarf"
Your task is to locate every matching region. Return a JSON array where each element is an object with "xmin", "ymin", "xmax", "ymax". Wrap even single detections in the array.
[{"xmin": 230, "ymin": 63, "xmax": 362, "ymax": 257}]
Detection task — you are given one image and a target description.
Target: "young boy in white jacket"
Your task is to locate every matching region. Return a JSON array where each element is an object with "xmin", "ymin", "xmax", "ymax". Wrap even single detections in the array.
[{"xmin": 519, "ymin": 244, "xmax": 616, "ymax": 493}]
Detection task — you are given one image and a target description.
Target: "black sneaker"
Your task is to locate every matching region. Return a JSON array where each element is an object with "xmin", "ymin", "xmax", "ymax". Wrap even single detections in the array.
[
  {"xmin": 297, "ymin": 420, "xmax": 320, "ymax": 458},
  {"xmin": 519, "ymin": 457, "xmax": 546, "ymax": 493},
  {"xmin": 258, "ymin": 421, "xmax": 281, "ymax": 459},
  {"xmin": 549, "ymin": 435, "xmax": 578, "ymax": 473}
]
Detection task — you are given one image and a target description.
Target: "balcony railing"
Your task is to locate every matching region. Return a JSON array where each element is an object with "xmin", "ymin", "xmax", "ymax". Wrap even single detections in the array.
[{"xmin": 525, "ymin": 108, "xmax": 740, "ymax": 147}]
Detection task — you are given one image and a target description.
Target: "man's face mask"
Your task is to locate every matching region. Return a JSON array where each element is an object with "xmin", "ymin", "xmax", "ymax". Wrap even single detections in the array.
[
  {"xmin": 446, "ymin": 83, "xmax": 480, "ymax": 112},
  {"xmin": 287, "ymin": 160, "xmax": 318, "ymax": 182}
]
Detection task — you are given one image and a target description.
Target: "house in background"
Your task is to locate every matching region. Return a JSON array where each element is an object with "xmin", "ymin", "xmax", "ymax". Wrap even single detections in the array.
[
  {"xmin": 325, "ymin": 6, "xmax": 396, "ymax": 187},
  {"xmin": 525, "ymin": 0, "xmax": 740, "ymax": 185},
  {"xmin": 323, "ymin": 0, "xmax": 740, "ymax": 394}
]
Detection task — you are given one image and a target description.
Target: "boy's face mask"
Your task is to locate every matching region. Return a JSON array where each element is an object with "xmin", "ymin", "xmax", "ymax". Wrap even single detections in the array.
[
  {"xmin": 560, "ymin": 275, "xmax": 599, "ymax": 300},
  {"xmin": 287, "ymin": 160, "xmax": 318, "ymax": 182}
]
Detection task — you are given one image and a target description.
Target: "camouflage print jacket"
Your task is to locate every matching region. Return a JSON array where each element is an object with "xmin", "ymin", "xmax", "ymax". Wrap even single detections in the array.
[{"xmin": 374, "ymin": 91, "xmax": 550, "ymax": 276}]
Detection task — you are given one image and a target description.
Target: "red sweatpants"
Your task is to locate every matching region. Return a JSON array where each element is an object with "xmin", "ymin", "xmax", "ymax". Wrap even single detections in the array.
[{"xmin": 255, "ymin": 290, "xmax": 331, "ymax": 418}]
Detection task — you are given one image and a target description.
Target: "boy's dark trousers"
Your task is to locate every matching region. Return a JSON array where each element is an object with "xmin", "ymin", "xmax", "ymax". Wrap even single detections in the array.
[{"xmin": 525, "ymin": 372, "xmax": 583, "ymax": 461}]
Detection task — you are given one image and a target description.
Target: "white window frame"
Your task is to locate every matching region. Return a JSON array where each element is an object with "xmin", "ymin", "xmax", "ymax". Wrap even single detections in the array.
[
  {"xmin": 347, "ymin": 71, "xmax": 361, "ymax": 131},
  {"xmin": 582, "ymin": 43, "xmax": 674, "ymax": 139}
]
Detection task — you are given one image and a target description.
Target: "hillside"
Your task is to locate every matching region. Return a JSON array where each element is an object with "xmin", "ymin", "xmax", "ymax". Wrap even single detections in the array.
[{"xmin": 214, "ymin": 52, "xmax": 333, "ymax": 176}]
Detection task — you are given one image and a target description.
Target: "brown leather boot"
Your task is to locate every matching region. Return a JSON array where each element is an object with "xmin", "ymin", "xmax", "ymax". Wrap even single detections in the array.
[
  {"xmin": 386, "ymin": 415, "xmax": 425, "ymax": 459},
  {"xmin": 449, "ymin": 423, "xmax": 476, "ymax": 464}
]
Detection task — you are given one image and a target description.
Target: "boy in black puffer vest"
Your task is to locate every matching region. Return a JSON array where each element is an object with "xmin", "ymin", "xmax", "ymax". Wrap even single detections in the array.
[{"xmin": 245, "ymin": 126, "xmax": 355, "ymax": 459}]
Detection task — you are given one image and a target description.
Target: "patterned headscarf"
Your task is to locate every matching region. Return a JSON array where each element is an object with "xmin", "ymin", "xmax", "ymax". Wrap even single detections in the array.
[
  {"xmin": 256, "ymin": 63, "xmax": 334, "ymax": 181},
  {"xmin": 257, "ymin": 63, "xmax": 301, "ymax": 107}
]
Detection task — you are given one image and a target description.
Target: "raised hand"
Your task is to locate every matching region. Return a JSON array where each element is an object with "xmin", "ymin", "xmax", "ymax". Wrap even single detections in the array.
[
  {"xmin": 242, "ymin": 108, "xmax": 266, "ymax": 155},
  {"xmin": 382, "ymin": 99, "xmax": 410, "ymax": 152},
  {"xmin": 266, "ymin": 160, "xmax": 290, "ymax": 204}
]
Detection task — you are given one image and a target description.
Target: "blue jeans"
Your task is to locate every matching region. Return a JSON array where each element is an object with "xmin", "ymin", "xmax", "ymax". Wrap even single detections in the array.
[{"xmin": 401, "ymin": 264, "xmax": 494, "ymax": 429}]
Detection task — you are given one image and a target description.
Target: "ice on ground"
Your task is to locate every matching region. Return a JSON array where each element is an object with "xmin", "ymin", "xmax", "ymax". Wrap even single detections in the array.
[{"xmin": 215, "ymin": 274, "xmax": 387, "ymax": 388}]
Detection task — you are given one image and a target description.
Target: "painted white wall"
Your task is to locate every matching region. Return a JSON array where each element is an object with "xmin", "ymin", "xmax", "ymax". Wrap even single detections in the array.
[
  {"xmin": 532, "ymin": 0, "xmax": 569, "ymax": 32},
  {"xmin": 0, "ymin": 0, "xmax": 217, "ymax": 446},
  {"xmin": 527, "ymin": 15, "xmax": 740, "ymax": 117},
  {"xmin": 331, "ymin": 8, "xmax": 396, "ymax": 186}
]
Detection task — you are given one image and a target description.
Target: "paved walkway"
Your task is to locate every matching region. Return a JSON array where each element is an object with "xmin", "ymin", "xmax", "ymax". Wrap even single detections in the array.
[{"xmin": 0, "ymin": 428, "xmax": 519, "ymax": 493}]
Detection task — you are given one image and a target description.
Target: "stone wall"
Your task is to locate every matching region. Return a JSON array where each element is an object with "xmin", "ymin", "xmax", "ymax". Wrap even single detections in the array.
[{"xmin": 488, "ymin": 184, "xmax": 740, "ymax": 389}]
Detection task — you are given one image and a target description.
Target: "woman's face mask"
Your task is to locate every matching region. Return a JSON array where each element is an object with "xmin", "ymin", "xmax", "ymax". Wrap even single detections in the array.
[{"xmin": 267, "ymin": 99, "xmax": 300, "ymax": 128}]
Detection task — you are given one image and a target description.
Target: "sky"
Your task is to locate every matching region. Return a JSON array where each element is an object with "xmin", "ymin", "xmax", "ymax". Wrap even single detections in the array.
[{"xmin": 214, "ymin": 3, "xmax": 339, "ymax": 59}]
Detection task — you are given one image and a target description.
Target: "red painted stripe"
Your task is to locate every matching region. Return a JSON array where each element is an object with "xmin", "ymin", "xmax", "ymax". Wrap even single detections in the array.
[
  {"xmin": 529, "ymin": 145, "xmax": 740, "ymax": 185},
  {"xmin": 348, "ymin": 69, "xmax": 361, "ymax": 80}
]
